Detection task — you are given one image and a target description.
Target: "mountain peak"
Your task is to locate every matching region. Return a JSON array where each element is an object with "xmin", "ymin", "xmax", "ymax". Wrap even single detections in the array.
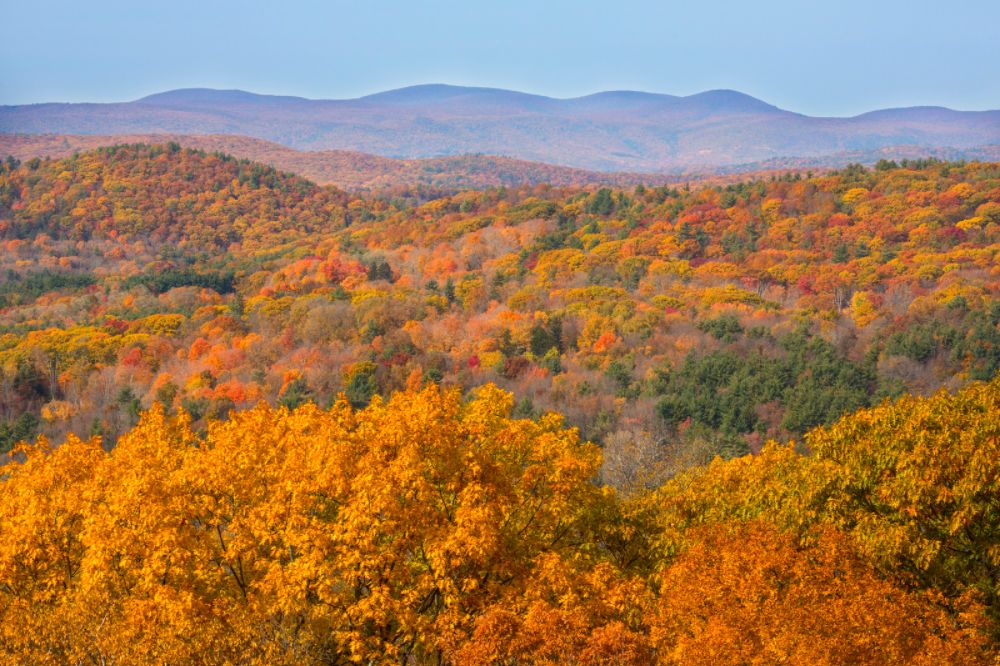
[
  {"xmin": 136, "ymin": 88, "xmax": 309, "ymax": 106},
  {"xmin": 357, "ymin": 84, "xmax": 551, "ymax": 105},
  {"xmin": 567, "ymin": 90, "xmax": 681, "ymax": 111},
  {"xmin": 683, "ymin": 89, "xmax": 782, "ymax": 113}
]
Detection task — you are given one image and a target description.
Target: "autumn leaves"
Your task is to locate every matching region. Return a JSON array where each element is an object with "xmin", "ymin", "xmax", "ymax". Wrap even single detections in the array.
[
  {"xmin": 1, "ymin": 379, "xmax": 998, "ymax": 664},
  {"xmin": 0, "ymin": 386, "xmax": 603, "ymax": 662}
]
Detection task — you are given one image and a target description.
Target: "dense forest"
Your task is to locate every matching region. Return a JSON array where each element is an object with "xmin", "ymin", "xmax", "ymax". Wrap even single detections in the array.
[
  {"xmin": 1, "ymin": 146, "xmax": 998, "ymax": 468},
  {"xmin": 1, "ymin": 145, "xmax": 1000, "ymax": 661}
]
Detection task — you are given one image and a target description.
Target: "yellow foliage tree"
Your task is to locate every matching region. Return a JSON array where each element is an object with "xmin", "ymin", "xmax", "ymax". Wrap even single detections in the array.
[{"xmin": 0, "ymin": 384, "xmax": 609, "ymax": 664}]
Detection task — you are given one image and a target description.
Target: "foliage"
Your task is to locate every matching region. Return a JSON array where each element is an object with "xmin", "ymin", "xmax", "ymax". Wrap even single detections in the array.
[
  {"xmin": 0, "ymin": 384, "xmax": 611, "ymax": 663},
  {"xmin": 123, "ymin": 268, "xmax": 236, "ymax": 295},
  {"xmin": 0, "ymin": 269, "xmax": 96, "ymax": 307},
  {"xmin": 0, "ymin": 381, "xmax": 997, "ymax": 662},
  {"xmin": 1, "ymin": 146, "xmax": 999, "ymax": 474},
  {"xmin": 655, "ymin": 375, "xmax": 1000, "ymax": 639},
  {"xmin": 652, "ymin": 521, "xmax": 988, "ymax": 665},
  {"xmin": 654, "ymin": 326, "xmax": 877, "ymax": 441},
  {"xmin": 0, "ymin": 412, "xmax": 39, "ymax": 454}
]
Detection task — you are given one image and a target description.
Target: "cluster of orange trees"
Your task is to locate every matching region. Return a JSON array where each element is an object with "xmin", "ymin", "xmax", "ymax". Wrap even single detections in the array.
[{"xmin": 1, "ymin": 377, "xmax": 998, "ymax": 663}]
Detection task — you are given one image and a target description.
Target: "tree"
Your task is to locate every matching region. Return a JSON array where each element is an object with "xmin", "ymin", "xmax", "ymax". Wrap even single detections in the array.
[
  {"xmin": 656, "ymin": 375, "xmax": 1000, "ymax": 636},
  {"xmin": 0, "ymin": 384, "xmax": 610, "ymax": 664},
  {"xmin": 277, "ymin": 376, "xmax": 313, "ymax": 409},
  {"xmin": 344, "ymin": 362, "xmax": 377, "ymax": 408},
  {"xmin": 651, "ymin": 521, "xmax": 989, "ymax": 665}
]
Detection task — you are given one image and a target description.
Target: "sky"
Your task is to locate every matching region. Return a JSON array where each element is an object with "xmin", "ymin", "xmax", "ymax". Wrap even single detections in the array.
[{"xmin": 1, "ymin": 0, "xmax": 998, "ymax": 116}]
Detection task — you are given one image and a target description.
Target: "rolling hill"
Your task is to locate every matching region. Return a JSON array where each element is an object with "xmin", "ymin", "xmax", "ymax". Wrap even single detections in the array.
[
  {"xmin": 0, "ymin": 133, "xmax": 676, "ymax": 191},
  {"xmin": 3, "ymin": 85, "xmax": 998, "ymax": 171}
]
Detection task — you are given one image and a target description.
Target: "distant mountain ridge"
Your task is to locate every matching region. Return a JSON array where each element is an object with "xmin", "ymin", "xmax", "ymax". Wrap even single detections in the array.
[{"xmin": 2, "ymin": 85, "xmax": 998, "ymax": 171}]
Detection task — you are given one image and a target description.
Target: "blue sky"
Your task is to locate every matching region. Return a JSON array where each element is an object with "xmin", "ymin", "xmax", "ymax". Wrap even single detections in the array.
[{"xmin": 2, "ymin": 0, "xmax": 997, "ymax": 116}]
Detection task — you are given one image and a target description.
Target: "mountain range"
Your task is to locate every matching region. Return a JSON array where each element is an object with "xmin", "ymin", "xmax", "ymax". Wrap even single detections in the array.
[{"xmin": 3, "ymin": 85, "xmax": 998, "ymax": 172}]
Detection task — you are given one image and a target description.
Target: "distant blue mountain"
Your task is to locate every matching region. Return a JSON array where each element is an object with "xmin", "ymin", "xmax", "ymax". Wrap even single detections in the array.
[
  {"xmin": 136, "ymin": 89, "xmax": 311, "ymax": 107},
  {"xmin": 2, "ymin": 85, "xmax": 997, "ymax": 171}
]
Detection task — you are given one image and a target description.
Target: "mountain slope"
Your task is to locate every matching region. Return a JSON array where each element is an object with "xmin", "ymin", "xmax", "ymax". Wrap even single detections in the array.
[{"xmin": 1, "ymin": 85, "xmax": 998, "ymax": 170}]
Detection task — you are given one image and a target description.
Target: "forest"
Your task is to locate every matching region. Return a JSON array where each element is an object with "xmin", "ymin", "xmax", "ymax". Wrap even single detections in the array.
[
  {"xmin": 1, "ymin": 147, "xmax": 998, "ymax": 460},
  {"xmin": 0, "ymin": 145, "xmax": 999, "ymax": 662}
]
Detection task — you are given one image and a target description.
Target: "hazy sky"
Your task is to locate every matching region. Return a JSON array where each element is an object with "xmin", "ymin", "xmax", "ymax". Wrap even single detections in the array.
[{"xmin": 2, "ymin": 0, "xmax": 998, "ymax": 116}]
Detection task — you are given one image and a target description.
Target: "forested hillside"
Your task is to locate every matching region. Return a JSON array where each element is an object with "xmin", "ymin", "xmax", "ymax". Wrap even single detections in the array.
[
  {"xmin": 1, "ymin": 146, "xmax": 999, "ymax": 470},
  {"xmin": 6, "ymin": 134, "xmax": 997, "ymax": 193},
  {"xmin": 0, "ymin": 133, "xmax": 677, "ymax": 192}
]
